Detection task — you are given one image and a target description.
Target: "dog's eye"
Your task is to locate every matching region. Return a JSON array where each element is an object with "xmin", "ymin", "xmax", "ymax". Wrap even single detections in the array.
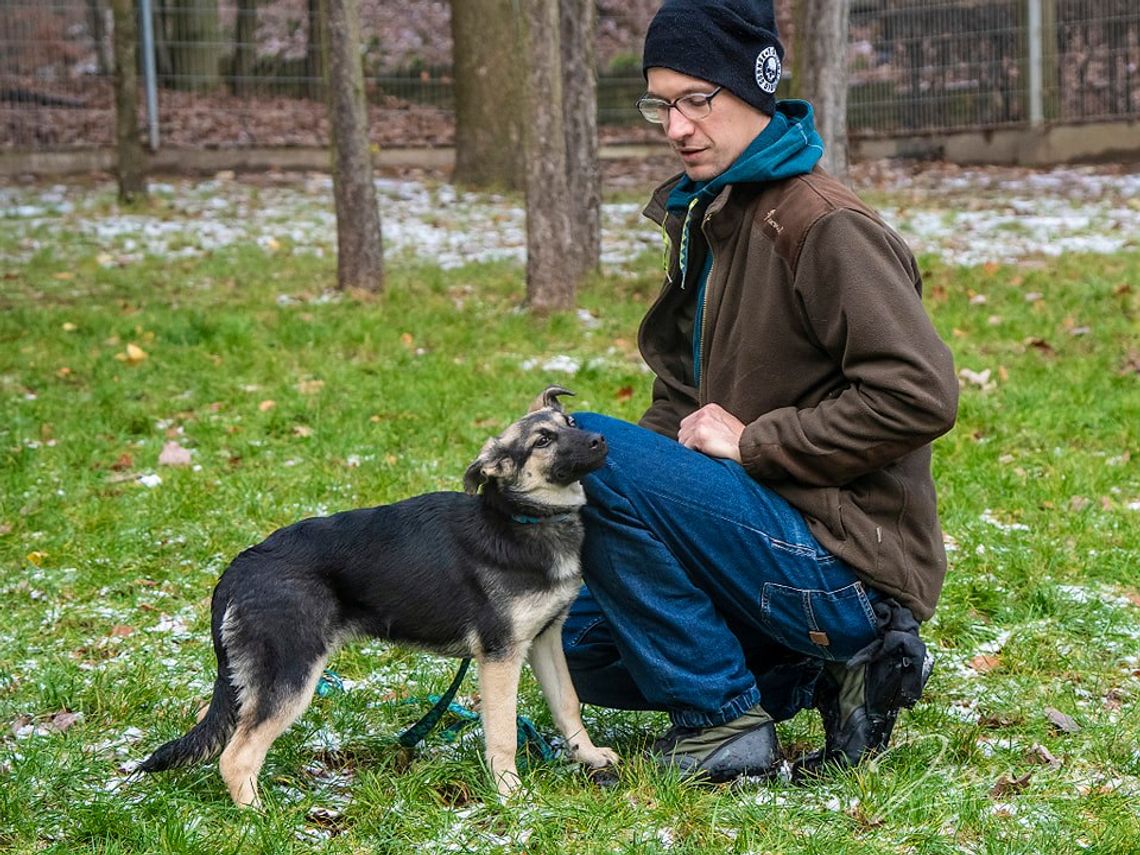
[{"xmin": 534, "ymin": 434, "xmax": 553, "ymax": 448}]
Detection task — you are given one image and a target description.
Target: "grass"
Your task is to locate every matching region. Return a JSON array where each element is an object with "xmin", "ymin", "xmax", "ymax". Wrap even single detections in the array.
[{"xmin": 1, "ymin": 186, "xmax": 1138, "ymax": 854}]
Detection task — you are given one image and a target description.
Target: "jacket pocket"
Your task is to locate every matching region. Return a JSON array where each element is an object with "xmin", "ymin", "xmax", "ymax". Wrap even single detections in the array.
[{"xmin": 759, "ymin": 581, "xmax": 879, "ymax": 661}]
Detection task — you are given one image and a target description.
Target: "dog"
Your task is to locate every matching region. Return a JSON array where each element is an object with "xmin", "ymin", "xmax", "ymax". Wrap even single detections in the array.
[{"xmin": 139, "ymin": 386, "xmax": 618, "ymax": 806}]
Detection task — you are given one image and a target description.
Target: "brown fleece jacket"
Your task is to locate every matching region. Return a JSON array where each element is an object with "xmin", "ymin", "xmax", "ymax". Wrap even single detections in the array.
[{"xmin": 638, "ymin": 167, "xmax": 958, "ymax": 620}]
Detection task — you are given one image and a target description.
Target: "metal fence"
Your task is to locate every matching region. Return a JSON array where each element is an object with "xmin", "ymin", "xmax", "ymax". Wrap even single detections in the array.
[{"xmin": 1, "ymin": 0, "xmax": 1137, "ymax": 151}]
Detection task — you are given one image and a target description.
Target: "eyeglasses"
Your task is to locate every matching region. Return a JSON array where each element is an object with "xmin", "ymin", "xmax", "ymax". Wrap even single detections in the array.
[{"xmin": 635, "ymin": 86, "xmax": 723, "ymax": 124}]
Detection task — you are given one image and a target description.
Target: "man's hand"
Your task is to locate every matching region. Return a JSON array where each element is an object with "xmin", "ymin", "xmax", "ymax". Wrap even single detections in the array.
[{"xmin": 678, "ymin": 403, "xmax": 745, "ymax": 462}]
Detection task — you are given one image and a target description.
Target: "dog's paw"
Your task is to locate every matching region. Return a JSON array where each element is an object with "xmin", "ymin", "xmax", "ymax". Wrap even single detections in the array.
[
  {"xmin": 494, "ymin": 768, "xmax": 522, "ymax": 800},
  {"xmin": 575, "ymin": 745, "xmax": 619, "ymax": 769}
]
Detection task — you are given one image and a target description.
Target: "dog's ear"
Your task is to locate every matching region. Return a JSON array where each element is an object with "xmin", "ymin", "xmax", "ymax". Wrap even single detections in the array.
[
  {"xmin": 528, "ymin": 385, "xmax": 574, "ymax": 414},
  {"xmin": 464, "ymin": 437, "xmax": 517, "ymax": 495}
]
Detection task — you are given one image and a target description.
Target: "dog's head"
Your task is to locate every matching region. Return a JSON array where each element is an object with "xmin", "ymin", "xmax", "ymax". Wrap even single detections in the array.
[{"xmin": 463, "ymin": 386, "xmax": 608, "ymax": 507}]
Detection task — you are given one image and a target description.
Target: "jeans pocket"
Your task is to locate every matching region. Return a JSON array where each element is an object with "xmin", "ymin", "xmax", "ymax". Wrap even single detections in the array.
[{"xmin": 760, "ymin": 581, "xmax": 879, "ymax": 661}]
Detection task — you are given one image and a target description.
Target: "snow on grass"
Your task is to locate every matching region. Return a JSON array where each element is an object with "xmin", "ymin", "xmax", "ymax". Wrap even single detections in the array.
[{"xmin": 2, "ymin": 164, "xmax": 1136, "ymax": 269}]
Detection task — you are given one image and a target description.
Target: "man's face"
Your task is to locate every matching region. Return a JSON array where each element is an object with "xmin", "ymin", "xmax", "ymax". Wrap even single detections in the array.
[{"xmin": 646, "ymin": 68, "xmax": 770, "ymax": 182}]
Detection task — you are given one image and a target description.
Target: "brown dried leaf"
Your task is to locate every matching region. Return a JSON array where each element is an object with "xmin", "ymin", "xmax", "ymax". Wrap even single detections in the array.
[
  {"xmin": 50, "ymin": 710, "xmax": 81, "ymax": 732},
  {"xmin": 296, "ymin": 379, "xmax": 325, "ymax": 395},
  {"xmin": 293, "ymin": 425, "xmax": 314, "ymax": 438},
  {"xmin": 1044, "ymin": 707, "xmax": 1081, "ymax": 734},
  {"xmin": 1027, "ymin": 743, "xmax": 1061, "ymax": 767},
  {"xmin": 259, "ymin": 400, "xmax": 276, "ymax": 412},
  {"xmin": 1023, "ymin": 336, "xmax": 1056, "ymax": 357},
  {"xmin": 990, "ymin": 771, "xmax": 1033, "ymax": 799},
  {"xmin": 969, "ymin": 654, "xmax": 1001, "ymax": 673},
  {"xmin": 615, "ymin": 385, "xmax": 634, "ymax": 402}
]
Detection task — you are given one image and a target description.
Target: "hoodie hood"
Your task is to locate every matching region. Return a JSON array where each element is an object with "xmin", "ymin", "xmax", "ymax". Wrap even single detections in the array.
[{"xmin": 666, "ymin": 99, "xmax": 824, "ymax": 214}]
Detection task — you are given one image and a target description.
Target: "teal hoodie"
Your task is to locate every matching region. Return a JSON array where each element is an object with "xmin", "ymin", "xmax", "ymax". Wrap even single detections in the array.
[{"xmin": 664, "ymin": 100, "xmax": 824, "ymax": 385}]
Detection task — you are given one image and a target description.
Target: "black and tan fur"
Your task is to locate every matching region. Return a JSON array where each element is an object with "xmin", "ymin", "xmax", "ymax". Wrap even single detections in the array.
[{"xmin": 139, "ymin": 386, "xmax": 618, "ymax": 806}]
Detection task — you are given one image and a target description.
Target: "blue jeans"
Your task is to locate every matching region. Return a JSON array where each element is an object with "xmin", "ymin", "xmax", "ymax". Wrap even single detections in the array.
[{"xmin": 563, "ymin": 414, "xmax": 882, "ymax": 729}]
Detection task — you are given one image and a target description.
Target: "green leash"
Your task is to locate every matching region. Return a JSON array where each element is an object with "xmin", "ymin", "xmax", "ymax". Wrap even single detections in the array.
[
  {"xmin": 316, "ymin": 662, "xmax": 556, "ymax": 761},
  {"xmin": 397, "ymin": 658, "xmax": 473, "ymax": 748}
]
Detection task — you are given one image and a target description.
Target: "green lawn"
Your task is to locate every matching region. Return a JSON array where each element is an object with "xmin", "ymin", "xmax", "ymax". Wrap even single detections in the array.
[{"xmin": 1, "ymin": 193, "xmax": 1138, "ymax": 854}]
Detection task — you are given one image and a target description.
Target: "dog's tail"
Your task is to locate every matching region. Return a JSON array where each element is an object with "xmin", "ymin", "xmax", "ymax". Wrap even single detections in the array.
[{"xmin": 138, "ymin": 598, "xmax": 240, "ymax": 773}]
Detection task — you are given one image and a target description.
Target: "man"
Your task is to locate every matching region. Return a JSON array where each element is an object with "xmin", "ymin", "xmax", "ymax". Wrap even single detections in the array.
[{"xmin": 562, "ymin": 0, "xmax": 958, "ymax": 782}]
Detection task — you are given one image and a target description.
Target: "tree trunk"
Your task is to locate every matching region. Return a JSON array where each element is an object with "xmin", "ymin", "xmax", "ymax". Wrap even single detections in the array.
[
  {"xmin": 169, "ymin": 0, "xmax": 222, "ymax": 91},
  {"xmin": 521, "ymin": 0, "xmax": 575, "ymax": 313},
  {"xmin": 89, "ymin": 0, "xmax": 113, "ymax": 77},
  {"xmin": 450, "ymin": 0, "xmax": 524, "ymax": 190},
  {"xmin": 231, "ymin": 0, "xmax": 257, "ymax": 96},
  {"xmin": 322, "ymin": 0, "xmax": 383, "ymax": 292},
  {"xmin": 560, "ymin": 0, "xmax": 599, "ymax": 281},
  {"xmin": 111, "ymin": 0, "xmax": 147, "ymax": 202},
  {"xmin": 307, "ymin": 0, "xmax": 324, "ymax": 100},
  {"xmin": 791, "ymin": 0, "xmax": 850, "ymax": 182}
]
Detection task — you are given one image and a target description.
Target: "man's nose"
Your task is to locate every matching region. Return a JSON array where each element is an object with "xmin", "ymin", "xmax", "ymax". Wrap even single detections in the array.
[{"xmin": 664, "ymin": 110, "xmax": 694, "ymax": 141}]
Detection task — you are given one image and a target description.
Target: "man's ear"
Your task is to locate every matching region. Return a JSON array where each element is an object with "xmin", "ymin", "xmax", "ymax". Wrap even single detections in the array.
[
  {"xmin": 463, "ymin": 438, "xmax": 517, "ymax": 495},
  {"xmin": 527, "ymin": 385, "xmax": 574, "ymax": 414}
]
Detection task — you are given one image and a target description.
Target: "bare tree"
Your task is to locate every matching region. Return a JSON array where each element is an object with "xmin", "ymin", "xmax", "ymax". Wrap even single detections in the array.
[
  {"xmin": 231, "ymin": 0, "xmax": 257, "ymax": 96},
  {"xmin": 560, "ymin": 0, "xmax": 600, "ymax": 282},
  {"xmin": 521, "ymin": 0, "xmax": 599, "ymax": 312},
  {"xmin": 791, "ymin": 0, "xmax": 851, "ymax": 181},
  {"xmin": 450, "ymin": 0, "xmax": 524, "ymax": 190},
  {"xmin": 89, "ymin": 0, "xmax": 113, "ymax": 76},
  {"xmin": 322, "ymin": 0, "xmax": 383, "ymax": 291},
  {"xmin": 169, "ymin": 0, "xmax": 222, "ymax": 91},
  {"xmin": 111, "ymin": 0, "xmax": 147, "ymax": 202}
]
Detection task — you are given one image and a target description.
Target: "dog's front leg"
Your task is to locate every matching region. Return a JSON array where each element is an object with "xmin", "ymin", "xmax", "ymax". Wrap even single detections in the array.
[
  {"xmin": 476, "ymin": 652, "xmax": 525, "ymax": 798},
  {"xmin": 529, "ymin": 623, "xmax": 619, "ymax": 771}
]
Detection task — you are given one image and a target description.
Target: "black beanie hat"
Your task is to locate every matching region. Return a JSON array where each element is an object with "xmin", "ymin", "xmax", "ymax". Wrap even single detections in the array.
[{"xmin": 642, "ymin": 0, "xmax": 784, "ymax": 116}]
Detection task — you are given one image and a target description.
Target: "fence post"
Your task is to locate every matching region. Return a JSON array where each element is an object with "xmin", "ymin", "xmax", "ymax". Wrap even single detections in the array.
[
  {"xmin": 139, "ymin": 0, "xmax": 160, "ymax": 150},
  {"xmin": 1027, "ymin": 0, "xmax": 1043, "ymax": 126}
]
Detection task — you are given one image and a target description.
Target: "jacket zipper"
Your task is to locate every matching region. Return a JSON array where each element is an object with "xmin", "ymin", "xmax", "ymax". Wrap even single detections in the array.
[{"xmin": 696, "ymin": 211, "xmax": 717, "ymax": 404}]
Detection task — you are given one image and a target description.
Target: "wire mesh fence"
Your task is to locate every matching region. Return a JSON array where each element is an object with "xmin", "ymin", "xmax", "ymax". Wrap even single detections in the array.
[{"xmin": 1, "ymin": 0, "xmax": 1137, "ymax": 151}]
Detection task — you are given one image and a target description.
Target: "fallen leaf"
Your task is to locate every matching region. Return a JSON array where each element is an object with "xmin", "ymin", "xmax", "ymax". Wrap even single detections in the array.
[
  {"xmin": 615, "ymin": 385, "xmax": 634, "ymax": 402},
  {"xmin": 258, "ymin": 400, "xmax": 276, "ymax": 412},
  {"xmin": 109, "ymin": 625, "xmax": 134, "ymax": 637},
  {"xmin": 50, "ymin": 710, "xmax": 81, "ymax": 732},
  {"xmin": 990, "ymin": 771, "xmax": 1033, "ymax": 799},
  {"xmin": 0, "ymin": 523, "xmax": 11, "ymax": 536},
  {"xmin": 293, "ymin": 425, "xmax": 313, "ymax": 438},
  {"xmin": 56, "ymin": 366, "xmax": 71, "ymax": 378},
  {"xmin": 1044, "ymin": 707, "xmax": 1080, "ymax": 734},
  {"xmin": 111, "ymin": 453, "xmax": 133, "ymax": 471},
  {"xmin": 1023, "ymin": 337, "xmax": 1056, "ymax": 357},
  {"xmin": 400, "ymin": 332, "xmax": 414, "ymax": 348},
  {"xmin": 1027, "ymin": 744, "xmax": 1061, "ymax": 767},
  {"xmin": 114, "ymin": 343, "xmax": 148, "ymax": 365},
  {"xmin": 53, "ymin": 271, "xmax": 75, "ymax": 281},
  {"xmin": 970, "ymin": 654, "xmax": 1001, "ymax": 673},
  {"xmin": 1124, "ymin": 591, "xmax": 1140, "ymax": 608},
  {"xmin": 296, "ymin": 379, "xmax": 325, "ymax": 395},
  {"xmin": 26, "ymin": 551, "xmax": 48, "ymax": 566},
  {"xmin": 62, "ymin": 322, "xmax": 78, "ymax": 332},
  {"xmin": 158, "ymin": 441, "xmax": 193, "ymax": 467}
]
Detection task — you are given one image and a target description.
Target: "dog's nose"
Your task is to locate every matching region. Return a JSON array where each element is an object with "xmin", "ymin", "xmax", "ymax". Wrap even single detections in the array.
[{"xmin": 591, "ymin": 434, "xmax": 607, "ymax": 453}]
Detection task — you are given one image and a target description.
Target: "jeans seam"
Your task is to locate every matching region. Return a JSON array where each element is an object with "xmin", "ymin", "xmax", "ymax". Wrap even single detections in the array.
[
  {"xmin": 569, "ymin": 616, "xmax": 606, "ymax": 648},
  {"xmin": 638, "ymin": 483, "xmax": 830, "ymax": 561}
]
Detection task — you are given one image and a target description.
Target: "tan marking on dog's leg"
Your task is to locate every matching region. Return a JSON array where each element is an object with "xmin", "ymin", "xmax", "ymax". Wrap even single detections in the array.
[
  {"xmin": 529, "ymin": 623, "xmax": 619, "ymax": 770},
  {"xmin": 218, "ymin": 658, "xmax": 327, "ymax": 808},
  {"xmin": 477, "ymin": 652, "xmax": 525, "ymax": 798}
]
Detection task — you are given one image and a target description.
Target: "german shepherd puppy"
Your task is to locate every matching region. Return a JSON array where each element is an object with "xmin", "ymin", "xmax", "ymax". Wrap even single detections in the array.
[{"xmin": 139, "ymin": 386, "xmax": 618, "ymax": 806}]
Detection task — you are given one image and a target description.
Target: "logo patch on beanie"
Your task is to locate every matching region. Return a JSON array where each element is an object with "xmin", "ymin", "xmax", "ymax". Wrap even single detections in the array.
[{"xmin": 755, "ymin": 46, "xmax": 781, "ymax": 94}]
